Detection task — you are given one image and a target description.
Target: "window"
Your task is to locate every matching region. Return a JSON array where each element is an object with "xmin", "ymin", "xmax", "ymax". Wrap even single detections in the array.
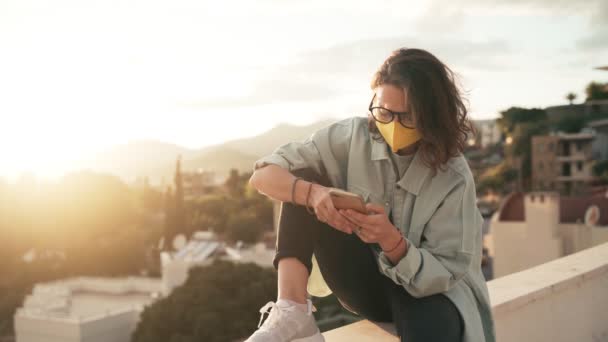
[
  {"xmin": 577, "ymin": 161, "xmax": 583, "ymax": 171},
  {"xmin": 548, "ymin": 142, "xmax": 554, "ymax": 152}
]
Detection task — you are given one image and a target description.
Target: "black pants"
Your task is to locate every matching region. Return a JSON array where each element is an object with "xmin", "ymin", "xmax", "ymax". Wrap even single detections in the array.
[{"xmin": 272, "ymin": 169, "xmax": 464, "ymax": 342}]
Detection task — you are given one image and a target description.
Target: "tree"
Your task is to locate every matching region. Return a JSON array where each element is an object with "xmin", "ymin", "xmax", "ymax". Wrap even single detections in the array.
[
  {"xmin": 173, "ymin": 155, "xmax": 185, "ymax": 241},
  {"xmin": 565, "ymin": 92, "xmax": 577, "ymax": 105},
  {"xmin": 593, "ymin": 160, "xmax": 608, "ymax": 186},
  {"xmin": 496, "ymin": 107, "xmax": 548, "ymax": 190},
  {"xmin": 585, "ymin": 82, "xmax": 608, "ymax": 101},
  {"xmin": 132, "ymin": 260, "xmax": 278, "ymax": 342},
  {"xmin": 226, "ymin": 209, "xmax": 267, "ymax": 244},
  {"xmin": 224, "ymin": 168, "xmax": 244, "ymax": 197},
  {"xmin": 163, "ymin": 186, "xmax": 175, "ymax": 251}
]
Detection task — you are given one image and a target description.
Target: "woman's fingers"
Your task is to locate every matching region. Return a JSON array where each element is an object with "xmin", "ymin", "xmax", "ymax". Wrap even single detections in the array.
[
  {"xmin": 315, "ymin": 199, "xmax": 352, "ymax": 234},
  {"xmin": 326, "ymin": 201, "xmax": 355, "ymax": 234}
]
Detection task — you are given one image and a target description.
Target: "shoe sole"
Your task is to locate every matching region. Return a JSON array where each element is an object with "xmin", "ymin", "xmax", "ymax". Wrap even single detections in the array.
[{"xmin": 293, "ymin": 331, "xmax": 325, "ymax": 342}]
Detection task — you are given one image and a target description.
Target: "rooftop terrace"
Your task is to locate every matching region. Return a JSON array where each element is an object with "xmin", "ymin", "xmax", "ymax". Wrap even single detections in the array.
[{"xmin": 323, "ymin": 242, "xmax": 608, "ymax": 342}]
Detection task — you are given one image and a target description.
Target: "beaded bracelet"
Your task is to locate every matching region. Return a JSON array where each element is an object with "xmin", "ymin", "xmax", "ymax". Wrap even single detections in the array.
[
  {"xmin": 291, "ymin": 177, "xmax": 303, "ymax": 204},
  {"xmin": 383, "ymin": 235, "xmax": 404, "ymax": 254}
]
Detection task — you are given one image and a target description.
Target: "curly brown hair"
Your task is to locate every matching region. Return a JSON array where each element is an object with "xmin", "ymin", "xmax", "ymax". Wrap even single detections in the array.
[{"xmin": 368, "ymin": 48, "xmax": 474, "ymax": 175}]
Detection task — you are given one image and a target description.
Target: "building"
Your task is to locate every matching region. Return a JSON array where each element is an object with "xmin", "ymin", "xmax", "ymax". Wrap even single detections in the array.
[
  {"xmin": 181, "ymin": 169, "xmax": 217, "ymax": 200},
  {"xmin": 473, "ymin": 119, "xmax": 502, "ymax": 149},
  {"xmin": 531, "ymin": 132, "xmax": 596, "ymax": 194},
  {"xmin": 589, "ymin": 118, "xmax": 608, "ymax": 161},
  {"xmin": 15, "ymin": 231, "xmax": 275, "ymax": 342},
  {"xmin": 161, "ymin": 231, "xmax": 275, "ymax": 295},
  {"xmin": 487, "ymin": 190, "xmax": 608, "ymax": 278},
  {"xmin": 14, "ymin": 276, "xmax": 162, "ymax": 342}
]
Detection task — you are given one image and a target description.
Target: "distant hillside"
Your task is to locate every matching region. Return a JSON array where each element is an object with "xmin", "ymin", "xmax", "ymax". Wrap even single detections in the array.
[
  {"xmin": 73, "ymin": 140, "xmax": 198, "ymax": 183},
  {"xmin": 78, "ymin": 119, "xmax": 339, "ymax": 185},
  {"xmin": 222, "ymin": 119, "xmax": 336, "ymax": 157},
  {"xmin": 150, "ymin": 146, "xmax": 259, "ymax": 184}
]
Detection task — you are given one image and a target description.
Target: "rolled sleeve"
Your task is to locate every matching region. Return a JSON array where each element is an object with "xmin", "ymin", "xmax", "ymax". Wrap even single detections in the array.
[
  {"xmin": 253, "ymin": 139, "xmax": 324, "ymax": 174},
  {"xmin": 377, "ymin": 178, "xmax": 480, "ymax": 298},
  {"xmin": 252, "ymin": 118, "xmax": 354, "ymax": 186},
  {"xmin": 377, "ymin": 238, "xmax": 422, "ymax": 284}
]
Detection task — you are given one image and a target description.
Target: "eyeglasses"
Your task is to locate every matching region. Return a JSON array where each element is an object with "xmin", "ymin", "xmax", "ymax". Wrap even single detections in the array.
[{"xmin": 368, "ymin": 93, "xmax": 415, "ymax": 128}]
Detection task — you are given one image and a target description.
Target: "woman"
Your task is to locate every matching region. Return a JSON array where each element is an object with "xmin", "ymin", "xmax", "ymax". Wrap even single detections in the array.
[{"xmin": 245, "ymin": 48, "xmax": 496, "ymax": 342}]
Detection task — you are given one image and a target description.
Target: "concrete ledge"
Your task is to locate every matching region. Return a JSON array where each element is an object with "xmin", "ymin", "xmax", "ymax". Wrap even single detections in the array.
[
  {"xmin": 487, "ymin": 241, "xmax": 608, "ymax": 315},
  {"xmin": 322, "ymin": 320, "xmax": 397, "ymax": 341},
  {"xmin": 323, "ymin": 242, "xmax": 608, "ymax": 342}
]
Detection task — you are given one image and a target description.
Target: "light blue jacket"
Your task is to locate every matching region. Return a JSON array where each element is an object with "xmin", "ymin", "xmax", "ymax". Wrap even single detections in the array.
[{"xmin": 254, "ymin": 117, "xmax": 496, "ymax": 342}]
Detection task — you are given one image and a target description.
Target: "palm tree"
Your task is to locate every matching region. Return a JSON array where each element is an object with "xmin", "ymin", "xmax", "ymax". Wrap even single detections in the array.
[{"xmin": 565, "ymin": 92, "xmax": 577, "ymax": 105}]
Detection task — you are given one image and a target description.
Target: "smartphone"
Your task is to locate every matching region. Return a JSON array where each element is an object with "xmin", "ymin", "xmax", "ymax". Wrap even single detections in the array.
[{"xmin": 328, "ymin": 188, "xmax": 367, "ymax": 214}]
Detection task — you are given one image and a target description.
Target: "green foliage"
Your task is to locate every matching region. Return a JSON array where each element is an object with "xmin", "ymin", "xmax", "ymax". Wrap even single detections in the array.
[
  {"xmin": 565, "ymin": 92, "xmax": 577, "ymax": 105},
  {"xmin": 554, "ymin": 115, "xmax": 586, "ymax": 133},
  {"xmin": 226, "ymin": 209, "xmax": 266, "ymax": 243},
  {"xmin": 496, "ymin": 107, "xmax": 549, "ymax": 190},
  {"xmin": 132, "ymin": 260, "xmax": 277, "ymax": 342},
  {"xmin": 593, "ymin": 160, "xmax": 608, "ymax": 177},
  {"xmin": 476, "ymin": 162, "xmax": 518, "ymax": 194},
  {"xmin": 496, "ymin": 107, "xmax": 547, "ymax": 135},
  {"xmin": 593, "ymin": 160, "xmax": 608, "ymax": 186},
  {"xmin": 585, "ymin": 81, "xmax": 608, "ymax": 101},
  {"xmin": 188, "ymin": 170, "xmax": 273, "ymax": 241}
]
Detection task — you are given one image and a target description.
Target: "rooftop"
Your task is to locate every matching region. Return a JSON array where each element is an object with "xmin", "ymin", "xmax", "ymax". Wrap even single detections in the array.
[
  {"xmin": 323, "ymin": 242, "xmax": 608, "ymax": 341},
  {"xmin": 497, "ymin": 190, "xmax": 608, "ymax": 225}
]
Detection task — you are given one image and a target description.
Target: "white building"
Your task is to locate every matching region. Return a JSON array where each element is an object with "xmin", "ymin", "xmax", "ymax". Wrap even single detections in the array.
[
  {"xmin": 162, "ymin": 231, "xmax": 275, "ymax": 295},
  {"xmin": 474, "ymin": 119, "xmax": 502, "ymax": 148},
  {"xmin": 15, "ymin": 231, "xmax": 275, "ymax": 342},
  {"xmin": 487, "ymin": 189, "xmax": 608, "ymax": 278},
  {"xmin": 14, "ymin": 276, "xmax": 162, "ymax": 342}
]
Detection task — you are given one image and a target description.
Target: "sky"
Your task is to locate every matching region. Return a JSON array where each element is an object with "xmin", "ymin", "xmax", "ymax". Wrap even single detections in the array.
[{"xmin": 1, "ymin": 0, "xmax": 607, "ymax": 180}]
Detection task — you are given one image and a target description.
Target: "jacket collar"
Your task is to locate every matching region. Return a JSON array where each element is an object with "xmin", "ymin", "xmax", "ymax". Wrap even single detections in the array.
[{"xmin": 370, "ymin": 138, "xmax": 431, "ymax": 196}]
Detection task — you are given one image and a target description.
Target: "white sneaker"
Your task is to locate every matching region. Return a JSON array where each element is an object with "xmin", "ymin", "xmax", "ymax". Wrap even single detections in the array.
[{"xmin": 245, "ymin": 299, "xmax": 325, "ymax": 342}]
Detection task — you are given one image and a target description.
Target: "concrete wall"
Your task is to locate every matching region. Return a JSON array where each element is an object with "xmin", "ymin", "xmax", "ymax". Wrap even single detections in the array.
[
  {"xmin": 490, "ymin": 193, "xmax": 563, "ymax": 278},
  {"xmin": 489, "ymin": 242, "xmax": 608, "ymax": 342},
  {"xmin": 559, "ymin": 223, "xmax": 608, "ymax": 255},
  {"xmin": 15, "ymin": 309, "xmax": 141, "ymax": 342}
]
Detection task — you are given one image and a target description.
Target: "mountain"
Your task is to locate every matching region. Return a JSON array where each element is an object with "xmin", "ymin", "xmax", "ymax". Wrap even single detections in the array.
[
  {"xmin": 73, "ymin": 140, "xmax": 198, "ymax": 183},
  {"xmin": 78, "ymin": 119, "xmax": 339, "ymax": 185},
  {"xmin": 222, "ymin": 119, "xmax": 336, "ymax": 157}
]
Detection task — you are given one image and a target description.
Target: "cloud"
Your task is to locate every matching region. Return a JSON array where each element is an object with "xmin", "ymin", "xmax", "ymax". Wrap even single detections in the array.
[
  {"xmin": 182, "ymin": 35, "xmax": 511, "ymax": 109},
  {"xmin": 444, "ymin": 0, "xmax": 607, "ymax": 51},
  {"xmin": 180, "ymin": 78, "xmax": 338, "ymax": 109},
  {"xmin": 576, "ymin": 0, "xmax": 608, "ymax": 51},
  {"xmin": 279, "ymin": 35, "xmax": 512, "ymax": 78}
]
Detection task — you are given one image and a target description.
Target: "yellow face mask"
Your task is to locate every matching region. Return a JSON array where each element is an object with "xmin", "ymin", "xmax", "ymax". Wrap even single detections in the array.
[{"xmin": 375, "ymin": 120, "xmax": 422, "ymax": 152}]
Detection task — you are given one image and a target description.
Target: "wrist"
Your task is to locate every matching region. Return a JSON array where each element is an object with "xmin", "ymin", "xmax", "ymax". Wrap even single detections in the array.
[
  {"xmin": 379, "ymin": 229, "xmax": 402, "ymax": 251},
  {"xmin": 292, "ymin": 179, "xmax": 306, "ymax": 205},
  {"xmin": 309, "ymin": 183, "xmax": 324, "ymax": 204}
]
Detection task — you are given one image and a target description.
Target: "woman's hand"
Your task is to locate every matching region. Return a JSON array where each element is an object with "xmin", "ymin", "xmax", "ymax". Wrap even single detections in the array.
[
  {"xmin": 340, "ymin": 203, "xmax": 401, "ymax": 249},
  {"xmin": 308, "ymin": 184, "xmax": 358, "ymax": 234}
]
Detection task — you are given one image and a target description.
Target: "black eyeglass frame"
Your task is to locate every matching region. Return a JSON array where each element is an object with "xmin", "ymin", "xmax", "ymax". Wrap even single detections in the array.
[{"xmin": 368, "ymin": 93, "xmax": 416, "ymax": 129}]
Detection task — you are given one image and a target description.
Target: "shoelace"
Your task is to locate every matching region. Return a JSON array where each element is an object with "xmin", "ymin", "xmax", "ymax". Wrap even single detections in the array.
[
  {"xmin": 257, "ymin": 300, "xmax": 317, "ymax": 329},
  {"xmin": 258, "ymin": 301, "xmax": 284, "ymax": 329}
]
